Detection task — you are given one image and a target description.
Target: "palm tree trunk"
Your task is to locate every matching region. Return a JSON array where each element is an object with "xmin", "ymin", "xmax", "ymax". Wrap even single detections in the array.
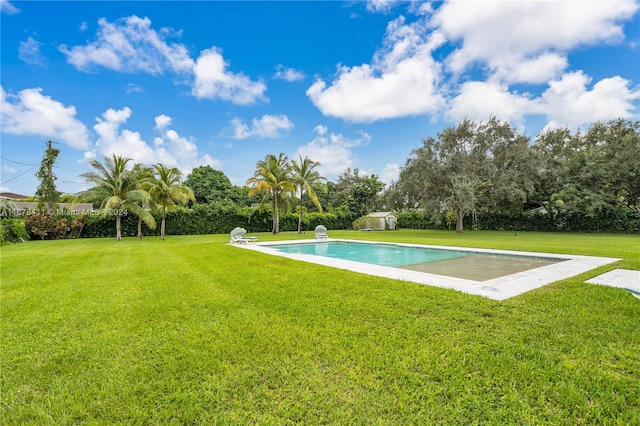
[
  {"xmin": 116, "ymin": 214, "xmax": 122, "ymax": 241},
  {"xmin": 298, "ymin": 192, "xmax": 303, "ymax": 233},
  {"xmin": 161, "ymin": 205, "xmax": 166, "ymax": 241},
  {"xmin": 272, "ymin": 190, "xmax": 278, "ymax": 234},
  {"xmin": 137, "ymin": 216, "xmax": 142, "ymax": 239}
]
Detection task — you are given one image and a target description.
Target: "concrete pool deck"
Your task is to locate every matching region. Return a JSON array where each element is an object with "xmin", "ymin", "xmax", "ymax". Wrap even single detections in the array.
[
  {"xmin": 586, "ymin": 269, "xmax": 640, "ymax": 291},
  {"xmin": 233, "ymin": 239, "xmax": 621, "ymax": 300}
]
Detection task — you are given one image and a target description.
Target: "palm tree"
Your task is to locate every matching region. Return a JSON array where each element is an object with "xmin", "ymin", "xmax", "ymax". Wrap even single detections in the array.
[
  {"xmin": 246, "ymin": 153, "xmax": 295, "ymax": 234},
  {"xmin": 78, "ymin": 154, "xmax": 156, "ymax": 241},
  {"xmin": 292, "ymin": 155, "xmax": 326, "ymax": 233},
  {"xmin": 131, "ymin": 164, "xmax": 155, "ymax": 239},
  {"xmin": 144, "ymin": 164, "xmax": 195, "ymax": 241}
]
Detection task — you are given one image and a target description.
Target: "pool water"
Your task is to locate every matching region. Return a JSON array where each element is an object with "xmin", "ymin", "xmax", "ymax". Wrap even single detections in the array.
[
  {"xmin": 242, "ymin": 239, "xmax": 619, "ymax": 299},
  {"xmin": 266, "ymin": 241, "xmax": 469, "ymax": 267},
  {"xmin": 264, "ymin": 241, "xmax": 562, "ymax": 281}
]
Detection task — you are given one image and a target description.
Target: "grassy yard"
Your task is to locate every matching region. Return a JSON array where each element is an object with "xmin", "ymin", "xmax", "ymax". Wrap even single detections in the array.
[{"xmin": 1, "ymin": 230, "xmax": 639, "ymax": 424}]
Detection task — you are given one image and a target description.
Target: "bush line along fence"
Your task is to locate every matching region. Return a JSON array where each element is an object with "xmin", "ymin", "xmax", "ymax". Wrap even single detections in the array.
[
  {"xmin": 2, "ymin": 204, "xmax": 639, "ymax": 243},
  {"xmin": 80, "ymin": 205, "xmax": 356, "ymax": 239},
  {"xmin": 396, "ymin": 207, "xmax": 640, "ymax": 234}
]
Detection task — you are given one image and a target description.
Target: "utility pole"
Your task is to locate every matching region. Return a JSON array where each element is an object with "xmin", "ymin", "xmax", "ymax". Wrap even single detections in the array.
[{"xmin": 35, "ymin": 140, "xmax": 61, "ymax": 210}]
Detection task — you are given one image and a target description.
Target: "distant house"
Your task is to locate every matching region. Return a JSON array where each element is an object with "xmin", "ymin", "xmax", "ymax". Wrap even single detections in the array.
[
  {"xmin": 365, "ymin": 212, "xmax": 397, "ymax": 231},
  {"xmin": 0, "ymin": 192, "xmax": 29, "ymax": 200}
]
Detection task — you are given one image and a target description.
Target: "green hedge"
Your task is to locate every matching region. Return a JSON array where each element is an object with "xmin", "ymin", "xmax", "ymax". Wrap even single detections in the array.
[
  {"xmin": 396, "ymin": 206, "xmax": 640, "ymax": 233},
  {"xmin": 470, "ymin": 206, "xmax": 640, "ymax": 233},
  {"xmin": 81, "ymin": 204, "xmax": 356, "ymax": 238},
  {"xmin": 396, "ymin": 211, "xmax": 445, "ymax": 230},
  {"xmin": 0, "ymin": 219, "xmax": 30, "ymax": 245},
  {"xmin": 13, "ymin": 204, "xmax": 640, "ymax": 239}
]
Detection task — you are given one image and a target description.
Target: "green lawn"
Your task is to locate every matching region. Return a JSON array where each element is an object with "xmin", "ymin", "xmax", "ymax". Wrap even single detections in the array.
[{"xmin": 1, "ymin": 230, "xmax": 639, "ymax": 424}]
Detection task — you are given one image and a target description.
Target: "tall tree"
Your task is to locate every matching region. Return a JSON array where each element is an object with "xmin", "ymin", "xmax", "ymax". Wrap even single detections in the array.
[
  {"xmin": 131, "ymin": 164, "xmax": 155, "ymax": 239},
  {"xmin": 395, "ymin": 118, "xmax": 534, "ymax": 233},
  {"xmin": 292, "ymin": 155, "xmax": 326, "ymax": 233},
  {"xmin": 78, "ymin": 155, "xmax": 156, "ymax": 241},
  {"xmin": 144, "ymin": 164, "xmax": 195, "ymax": 241},
  {"xmin": 531, "ymin": 119, "xmax": 640, "ymax": 216},
  {"xmin": 35, "ymin": 141, "xmax": 61, "ymax": 210},
  {"xmin": 246, "ymin": 153, "xmax": 294, "ymax": 234},
  {"xmin": 352, "ymin": 174, "xmax": 386, "ymax": 216},
  {"xmin": 328, "ymin": 168, "xmax": 385, "ymax": 216},
  {"xmin": 584, "ymin": 119, "xmax": 640, "ymax": 212},
  {"xmin": 184, "ymin": 166, "xmax": 246, "ymax": 205},
  {"xmin": 477, "ymin": 118, "xmax": 537, "ymax": 212},
  {"xmin": 531, "ymin": 127, "xmax": 578, "ymax": 213}
]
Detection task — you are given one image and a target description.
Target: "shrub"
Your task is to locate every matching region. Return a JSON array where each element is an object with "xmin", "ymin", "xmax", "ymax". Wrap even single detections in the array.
[
  {"xmin": 24, "ymin": 213, "xmax": 87, "ymax": 240},
  {"xmin": 352, "ymin": 216, "xmax": 380, "ymax": 230},
  {"xmin": 1, "ymin": 219, "xmax": 30, "ymax": 244},
  {"xmin": 25, "ymin": 213, "xmax": 59, "ymax": 240}
]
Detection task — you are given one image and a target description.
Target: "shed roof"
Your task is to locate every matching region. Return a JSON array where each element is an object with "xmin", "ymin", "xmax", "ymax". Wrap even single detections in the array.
[{"xmin": 366, "ymin": 212, "xmax": 396, "ymax": 218}]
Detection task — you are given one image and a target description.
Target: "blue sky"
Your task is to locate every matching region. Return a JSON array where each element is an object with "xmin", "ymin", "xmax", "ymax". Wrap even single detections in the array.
[{"xmin": 1, "ymin": 0, "xmax": 639, "ymax": 196}]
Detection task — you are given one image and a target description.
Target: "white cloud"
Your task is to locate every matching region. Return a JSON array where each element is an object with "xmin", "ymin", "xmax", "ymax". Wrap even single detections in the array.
[
  {"xmin": 59, "ymin": 15, "xmax": 194, "ymax": 74},
  {"xmin": 448, "ymin": 81, "xmax": 535, "ymax": 124},
  {"xmin": 59, "ymin": 15, "xmax": 267, "ymax": 106},
  {"xmin": 307, "ymin": 16, "xmax": 445, "ymax": 122},
  {"xmin": 93, "ymin": 107, "xmax": 155, "ymax": 160},
  {"xmin": 3, "ymin": 164, "xmax": 17, "ymax": 174},
  {"xmin": 230, "ymin": 114, "xmax": 293, "ymax": 139},
  {"xmin": 18, "ymin": 37, "xmax": 45, "ymax": 67},
  {"xmin": 491, "ymin": 53, "xmax": 568, "ymax": 85},
  {"xmin": 294, "ymin": 126, "xmax": 371, "ymax": 179},
  {"xmin": 88, "ymin": 108, "xmax": 220, "ymax": 174},
  {"xmin": 448, "ymin": 72, "xmax": 640, "ymax": 129},
  {"xmin": 80, "ymin": 21, "xmax": 88, "ymax": 32},
  {"xmin": 0, "ymin": 86, "xmax": 91, "ymax": 149},
  {"xmin": 274, "ymin": 65, "xmax": 305, "ymax": 82},
  {"xmin": 126, "ymin": 83, "xmax": 144, "ymax": 94},
  {"xmin": 380, "ymin": 162, "xmax": 400, "ymax": 184},
  {"xmin": 435, "ymin": 1, "xmax": 640, "ymax": 128},
  {"xmin": 366, "ymin": 0, "xmax": 396, "ymax": 14},
  {"xmin": 154, "ymin": 114, "xmax": 172, "ymax": 130},
  {"xmin": 431, "ymin": 0, "xmax": 638, "ymax": 81},
  {"xmin": 535, "ymin": 71, "xmax": 640, "ymax": 129},
  {"xmin": 0, "ymin": 0, "xmax": 19, "ymax": 14},
  {"xmin": 152, "ymin": 126, "xmax": 221, "ymax": 174},
  {"xmin": 192, "ymin": 47, "xmax": 267, "ymax": 105},
  {"xmin": 315, "ymin": 124, "xmax": 328, "ymax": 136}
]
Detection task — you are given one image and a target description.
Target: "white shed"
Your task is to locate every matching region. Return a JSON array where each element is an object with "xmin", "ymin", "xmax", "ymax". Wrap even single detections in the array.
[{"xmin": 366, "ymin": 212, "xmax": 397, "ymax": 230}]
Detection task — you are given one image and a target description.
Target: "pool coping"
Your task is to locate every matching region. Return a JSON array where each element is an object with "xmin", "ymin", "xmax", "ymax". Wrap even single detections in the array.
[{"xmin": 232, "ymin": 238, "xmax": 620, "ymax": 300}]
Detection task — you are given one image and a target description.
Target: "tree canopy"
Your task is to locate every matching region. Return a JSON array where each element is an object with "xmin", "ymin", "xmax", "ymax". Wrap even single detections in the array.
[
  {"xmin": 246, "ymin": 153, "xmax": 296, "ymax": 234},
  {"xmin": 184, "ymin": 166, "xmax": 246, "ymax": 205},
  {"xmin": 144, "ymin": 164, "xmax": 195, "ymax": 241},
  {"xmin": 78, "ymin": 154, "xmax": 156, "ymax": 241},
  {"xmin": 386, "ymin": 118, "xmax": 639, "ymax": 232},
  {"xmin": 292, "ymin": 155, "xmax": 326, "ymax": 233}
]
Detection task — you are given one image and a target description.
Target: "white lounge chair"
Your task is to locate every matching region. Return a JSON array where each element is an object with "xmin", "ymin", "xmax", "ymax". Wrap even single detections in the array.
[
  {"xmin": 230, "ymin": 227, "xmax": 257, "ymax": 244},
  {"xmin": 315, "ymin": 225, "xmax": 328, "ymax": 240}
]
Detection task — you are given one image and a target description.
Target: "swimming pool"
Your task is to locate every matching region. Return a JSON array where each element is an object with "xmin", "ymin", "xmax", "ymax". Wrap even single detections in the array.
[
  {"xmin": 265, "ymin": 241, "xmax": 471, "ymax": 267},
  {"xmin": 233, "ymin": 239, "xmax": 620, "ymax": 300}
]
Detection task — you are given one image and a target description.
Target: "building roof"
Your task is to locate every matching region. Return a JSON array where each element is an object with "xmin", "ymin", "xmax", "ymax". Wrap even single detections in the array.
[
  {"xmin": 0, "ymin": 192, "xmax": 29, "ymax": 200},
  {"xmin": 366, "ymin": 212, "xmax": 396, "ymax": 218}
]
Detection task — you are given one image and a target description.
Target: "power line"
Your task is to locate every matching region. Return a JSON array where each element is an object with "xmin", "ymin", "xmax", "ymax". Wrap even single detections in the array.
[
  {"xmin": 0, "ymin": 156, "xmax": 38, "ymax": 166},
  {"xmin": 1, "ymin": 165, "xmax": 38, "ymax": 185}
]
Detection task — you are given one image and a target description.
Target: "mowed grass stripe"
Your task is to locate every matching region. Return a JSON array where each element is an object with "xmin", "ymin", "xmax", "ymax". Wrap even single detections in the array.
[{"xmin": 1, "ymin": 231, "xmax": 639, "ymax": 424}]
